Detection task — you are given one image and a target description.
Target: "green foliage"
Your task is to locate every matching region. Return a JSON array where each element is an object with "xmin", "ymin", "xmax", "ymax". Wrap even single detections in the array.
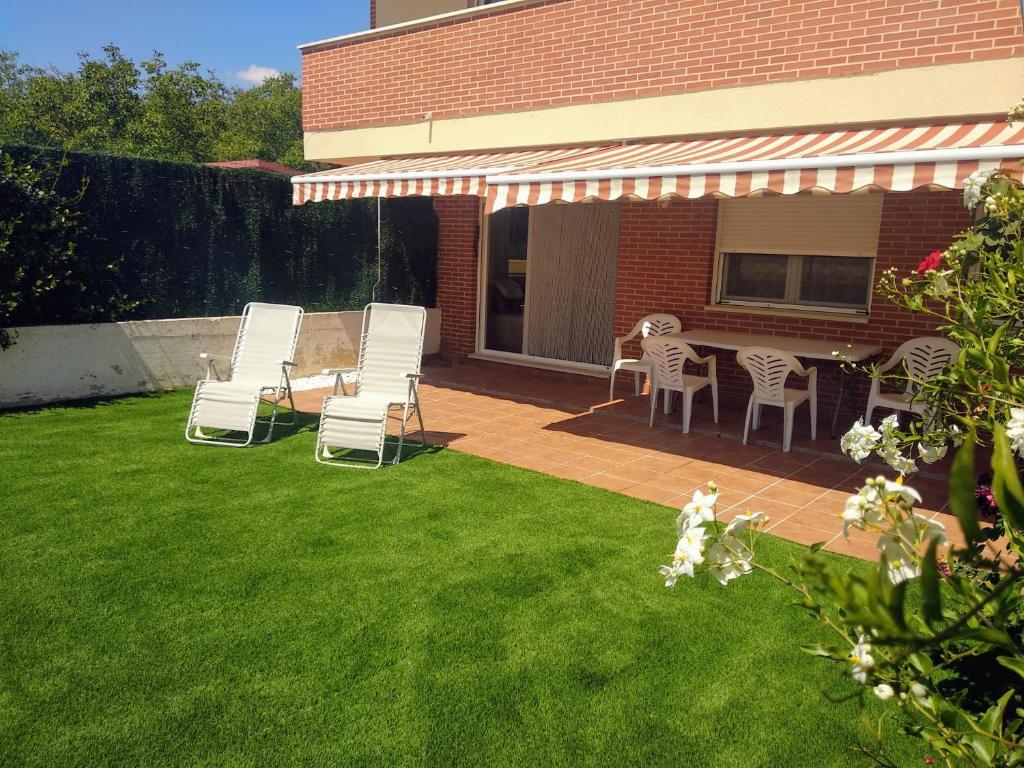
[
  {"xmin": 0, "ymin": 148, "xmax": 134, "ymax": 348},
  {"xmin": 2, "ymin": 145, "xmax": 437, "ymax": 324},
  {"xmin": 0, "ymin": 46, "xmax": 315, "ymax": 170}
]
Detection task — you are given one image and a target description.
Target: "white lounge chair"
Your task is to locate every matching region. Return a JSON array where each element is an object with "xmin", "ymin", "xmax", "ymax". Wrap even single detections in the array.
[
  {"xmin": 737, "ymin": 346, "xmax": 817, "ymax": 453},
  {"xmin": 865, "ymin": 336, "xmax": 959, "ymax": 424},
  {"xmin": 609, "ymin": 313, "xmax": 682, "ymax": 400},
  {"xmin": 641, "ymin": 336, "xmax": 718, "ymax": 432},
  {"xmin": 185, "ymin": 302, "xmax": 303, "ymax": 447},
  {"xmin": 316, "ymin": 303, "xmax": 427, "ymax": 469}
]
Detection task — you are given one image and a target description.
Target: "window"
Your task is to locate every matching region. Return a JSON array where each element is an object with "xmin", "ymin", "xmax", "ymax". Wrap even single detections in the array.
[
  {"xmin": 714, "ymin": 195, "xmax": 883, "ymax": 315},
  {"xmin": 720, "ymin": 253, "xmax": 874, "ymax": 311}
]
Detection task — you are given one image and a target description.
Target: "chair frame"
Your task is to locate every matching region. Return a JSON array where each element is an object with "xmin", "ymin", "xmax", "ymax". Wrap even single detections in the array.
[
  {"xmin": 641, "ymin": 337, "xmax": 718, "ymax": 433},
  {"xmin": 737, "ymin": 346, "xmax": 817, "ymax": 453},
  {"xmin": 864, "ymin": 336, "xmax": 959, "ymax": 424},
  {"xmin": 185, "ymin": 303, "xmax": 302, "ymax": 447},
  {"xmin": 609, "ymin": 313, "xmax": 682, "ymax": 401},
  {"xmin": 316, "ymin": 304, "xmax": 428, "ymax": 469}
]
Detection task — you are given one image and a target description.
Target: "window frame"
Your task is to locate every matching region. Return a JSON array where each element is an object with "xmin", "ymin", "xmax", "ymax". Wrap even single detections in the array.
[{"xmin": 715, "ymin": 251, "xmax": 876, "ymax": 315}]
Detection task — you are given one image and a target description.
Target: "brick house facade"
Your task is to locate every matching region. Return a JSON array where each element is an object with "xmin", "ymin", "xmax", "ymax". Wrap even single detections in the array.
[{"xmin": 296, "ymin": 0, "xmax": 1023, "ymax": 418}]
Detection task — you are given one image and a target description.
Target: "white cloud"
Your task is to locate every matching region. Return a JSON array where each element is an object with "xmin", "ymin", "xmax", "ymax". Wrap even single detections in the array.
[{"xmin": 236, "ymin": 64, "xmax": 281, "ymax": 85}]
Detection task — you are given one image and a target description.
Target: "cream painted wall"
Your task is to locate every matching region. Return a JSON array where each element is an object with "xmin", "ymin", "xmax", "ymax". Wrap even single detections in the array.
[
  {"xmin": 304, "ymin": 58, "xmax": 1024, "ymax": 162},
  {"xmin": 375, "ymin": 0, "xmax": 471, "ymax": 27},
  {"xmin": 0, "ymin": 310, "xmax": 441, "ymax": 408}
]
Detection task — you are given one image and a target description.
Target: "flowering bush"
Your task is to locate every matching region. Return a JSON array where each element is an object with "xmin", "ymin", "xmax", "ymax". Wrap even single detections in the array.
[
  {"xmin": 839, "ymin": 169, "xmax": 1024, "ymax": 476},
  {"xmin": 659, "ymin": 166, "xmax": 1024, "ymax": 765}
]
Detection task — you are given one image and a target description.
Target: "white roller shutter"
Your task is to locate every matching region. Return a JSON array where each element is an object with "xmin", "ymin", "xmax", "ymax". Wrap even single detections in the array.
[{"xmin": 716, "ymin": 194, "xmax": 883, "ymax": 257}]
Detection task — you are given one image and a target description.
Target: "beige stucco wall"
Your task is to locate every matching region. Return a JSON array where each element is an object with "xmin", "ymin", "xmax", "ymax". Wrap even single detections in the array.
[
  {"xmin": 375, "ymin": 0, "xmax": 470, "ymax": 27},
  {"xmin": 304, "ymin": 58, "xmax": 1024, "ymax": 162},
  {"xmin": 0, "ymin": 309, "xmax": 441, "ymax": 408}
]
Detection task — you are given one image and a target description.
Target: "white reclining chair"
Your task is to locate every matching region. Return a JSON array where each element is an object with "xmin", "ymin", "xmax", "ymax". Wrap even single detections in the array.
[
  {"xmin": 641, "ymin": 337, "xmax": 718, "ymax": 433},
  {"xmin": 865, "ymin": 336, "xmax": 959, "ymax": 424},
  {"xmin": 317, "ymin": 303, "xmax": 427, "ymax": 469},
  {"xmin": 737, "ymin": 346, "xmax": 817, "ymax": 453},
  {"xmin": 609, "ymin": 313, "xmax": 682, "ymax": 401},
  {"xmin": 185, "ymin": 302, "xmax": 303, "ymax": 447}
]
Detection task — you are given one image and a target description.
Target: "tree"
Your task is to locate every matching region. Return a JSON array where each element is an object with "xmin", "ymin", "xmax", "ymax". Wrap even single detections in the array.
[
  {"xmin": 0, "ymin": 47, "xmax": 313, "ymax": 169},
  {"xmin": 213, "ymin": 73, "xmax": 305, "ymax": 169}
]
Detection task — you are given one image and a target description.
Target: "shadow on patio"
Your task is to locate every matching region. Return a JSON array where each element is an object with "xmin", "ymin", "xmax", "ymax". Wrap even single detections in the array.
[{"xmin": 290, "ymin": 360, "xmax": 960, "ymax": 559}]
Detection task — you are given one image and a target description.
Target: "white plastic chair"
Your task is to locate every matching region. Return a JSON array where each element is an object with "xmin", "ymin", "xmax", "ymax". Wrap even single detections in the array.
[
  {"xmin": 316, "ymin": 303, "xmax": 427, "ymax": 469},
  {"xmin": 185, "ymin": 302, "xmax": 303, "ymax": 447},
  {"xmin": 609, "ymin": 313, "xmax": 682, "ymax": 400},
  {"xmin": 865, "ymin": 337, "xmax": 959, "ymax": 424},
  {"xmin": 737, "ymin": 346, "xmax": 817, "ymax": 453},
  {"xmin": 641, "ymin": 337, "xmax": 717, "ymax": 433}
]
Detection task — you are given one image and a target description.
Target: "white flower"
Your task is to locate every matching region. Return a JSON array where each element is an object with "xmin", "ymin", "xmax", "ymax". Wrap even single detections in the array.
[
  {"xmin": 672, "ymin": 524, "xmax": 708, "ymax": 576},
  {"xmin": 724, "ymin": 510, "xmax": 766, "ymax": 537},
  {"xmin": 706, "ymin": 535, "xmax": 753, "ymax": 585},
  {"xmin": 850, "ymin": 635, "xmax": 875, "ymax": 684},
  {"xmin": 882, "ymin": 449, "xmax": 918, "ymax": 476},
  {"xmin": 680, "ymin": 488, "xmax": 718, "ymax": 527},
  {"xmin": 880, "ymin": 479, "xmax": 922, "ymax": 507},
  {"xmin": 659, "ymin": 563, "xmax": 684, "ymax": 587},
  {"xmin": 877, "ymin": 513, "xmax": 946, "ymax": 585},
  {"xmin": 949, "ymin": 424, "xmax": 964, "ymax": 448},
  {"xmin": 842, "ymin": 492, "xmax": 876, "ymax": 537},
  {"xmin": 911, "ymin": 682, "xmax": 929, "ymax": 700},
  {"xmin": 873, "ymin": 683, "xmax": 895, "ymax": 701},
  {"xmin": 963, "ymin": 168, "xmax": 995, "ymax": 209},
  {"xmin": 917, "ymin": 442, "xmax": 947, "ymax": 464},
  {"xmin": 1007, "ymin": 407, "xmax": 1024, "ymax": 459},
  {"xmin": 841, "ymin": 419, "xmax": 881, "ymax": 462}
]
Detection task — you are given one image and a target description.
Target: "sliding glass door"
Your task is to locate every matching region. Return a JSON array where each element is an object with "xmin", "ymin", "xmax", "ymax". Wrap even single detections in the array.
[{"xmin": 482, "ymin": 202, "xmax": 619, "ymax": 367}]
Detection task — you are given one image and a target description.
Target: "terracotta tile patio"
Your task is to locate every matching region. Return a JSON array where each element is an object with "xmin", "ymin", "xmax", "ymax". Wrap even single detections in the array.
[{"xmin": 291, "ymin": 361, "xmax": 962, "ymax": 560}]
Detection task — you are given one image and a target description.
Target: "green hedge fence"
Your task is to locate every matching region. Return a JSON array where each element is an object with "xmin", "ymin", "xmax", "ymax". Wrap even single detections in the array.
[{"xmin": 3, "ymin": 145, "xmax": 438, "ymax": 323}]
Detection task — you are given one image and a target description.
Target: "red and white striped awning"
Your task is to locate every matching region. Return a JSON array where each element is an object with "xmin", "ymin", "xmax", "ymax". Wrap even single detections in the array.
[
  {"xmin": 485, "ymin": 122, "xmax": 1024, "ymax": 213},
  {"xmin": 291, "ymin": 147, "xmax": 595, "ymax": 204}
]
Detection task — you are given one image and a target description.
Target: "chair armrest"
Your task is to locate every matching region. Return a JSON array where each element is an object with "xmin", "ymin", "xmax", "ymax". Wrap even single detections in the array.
[
  {"xmin": 804, "ymin": 366, "xmax": 818, "ymax": 390},
  {"xmin": 199, "ymin": 352, "xmax": 231, "ymax": 360},
  {"xmin": 281, "ymin": 360, "xmax": 296, "ymax": 368},
  {"xmin": 322, "ymin": 367, "xmax": 357, "ymax": 376},
  {"xmin": 404, "ymin": 373, "xmax": 423, "ymax": 379}
]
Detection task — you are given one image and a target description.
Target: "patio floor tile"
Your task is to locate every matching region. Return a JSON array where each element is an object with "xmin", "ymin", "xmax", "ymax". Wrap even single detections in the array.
[{"xmin": 289, "ymin": 360, "xmax": 956, "ymax": 562}]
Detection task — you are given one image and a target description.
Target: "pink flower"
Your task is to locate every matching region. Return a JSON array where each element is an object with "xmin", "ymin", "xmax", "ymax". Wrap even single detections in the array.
[
  {"xmin": 925, "ymin": 758, "xmax": 935, "ymax": 766},
  {"xmin": 917, "ymin": 251, "xmax": 943, "ymax": 275}
]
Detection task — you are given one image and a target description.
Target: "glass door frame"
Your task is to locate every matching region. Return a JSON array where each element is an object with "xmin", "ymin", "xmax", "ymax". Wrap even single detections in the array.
[{"xmin": 474, "ymin": 202, "xmax": 611, "ymax": 375}]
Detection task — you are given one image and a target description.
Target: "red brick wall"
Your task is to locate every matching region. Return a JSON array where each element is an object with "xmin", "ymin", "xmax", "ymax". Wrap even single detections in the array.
[
  {"xmin": 613, "ymin": 190, "xmax": 971, "ymax": 409},
  {"xmin": 303, "ymin": 0, "xmax": 1023, "ymax": 132},
  {"xmin": 434, "ymin": 195, "xmax": 481, "ymax": 359}
]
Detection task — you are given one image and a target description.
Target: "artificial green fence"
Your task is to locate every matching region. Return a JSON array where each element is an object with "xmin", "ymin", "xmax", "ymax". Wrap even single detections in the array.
[{"xmin": 4, "ymin": 145, "xmax": 438, "ymax": 322}]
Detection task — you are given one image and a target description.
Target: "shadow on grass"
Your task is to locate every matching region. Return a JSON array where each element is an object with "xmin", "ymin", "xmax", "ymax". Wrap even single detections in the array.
[{"xmin": 0, "ymin": 390, "xmax": 172, "ymax": 416}]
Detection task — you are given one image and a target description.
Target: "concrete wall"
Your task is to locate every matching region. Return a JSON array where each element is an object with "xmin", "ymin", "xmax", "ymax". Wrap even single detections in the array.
[{"xmin": 0, "ymin": 309, "xmax": 441, "ymax": 408}]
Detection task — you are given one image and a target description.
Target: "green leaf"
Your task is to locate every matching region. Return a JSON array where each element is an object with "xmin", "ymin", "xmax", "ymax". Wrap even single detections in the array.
[
  {"xmin": 949, "ymin": 433, "xmax": 983, "ymax": 546},
  {"xmin": 991, "ymin": 426, "xmax": 1024, "ymax": 532},
  {"xmin": 921, "ymin": 538, "xmax": 943, "ymax": 627},
  {"xmin": 981, "ymin": 690, "xmax": 1014, "ymax": 739},
  {"xmin": 998, "ymin": 656, "xmax": 1024, "ymax": 680},
  {"xmin": 909, "ymin": 651, "xmax": 934, "ymax": 675}
]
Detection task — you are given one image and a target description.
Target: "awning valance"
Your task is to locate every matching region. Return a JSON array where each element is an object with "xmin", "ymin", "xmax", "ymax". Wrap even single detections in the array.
[
  {"xmin": 291, "ymin": 148, "xmax": 595, "ymax": 204},
  {"xmin": 485, "ymin": 122, "xmax": 1024, "ymax": 213}
]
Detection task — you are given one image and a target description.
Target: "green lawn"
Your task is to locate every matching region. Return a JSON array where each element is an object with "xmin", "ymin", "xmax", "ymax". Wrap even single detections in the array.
[{"xmin": 0, "ymin": 390, "xmax": 922, "ymax": 767}]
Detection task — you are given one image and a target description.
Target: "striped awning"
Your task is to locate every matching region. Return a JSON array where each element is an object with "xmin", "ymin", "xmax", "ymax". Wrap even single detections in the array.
[
  {"xmin": 291, "ymin": 148, "xmax": 595, "ymax": 204},
  {"xmin": 485, "ymin": 122, "xmax": 1024, "ymax": 213}
]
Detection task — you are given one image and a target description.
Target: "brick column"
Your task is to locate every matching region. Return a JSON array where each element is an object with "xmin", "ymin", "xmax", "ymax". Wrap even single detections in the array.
[{"xmin": 434, "ymin": 195, "xmax": 481, "ymax": 360}]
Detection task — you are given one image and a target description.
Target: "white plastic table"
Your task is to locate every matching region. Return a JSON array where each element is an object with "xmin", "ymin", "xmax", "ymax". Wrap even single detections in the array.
[{"xmin": 667, "ymin": 329, "xmax": 882, "ymax": 437}]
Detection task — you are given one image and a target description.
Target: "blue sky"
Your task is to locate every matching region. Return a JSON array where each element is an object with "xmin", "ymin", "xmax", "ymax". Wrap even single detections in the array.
[{"xmin": 0, "ymin": 0, "xmax": 369, "ymax": 86}]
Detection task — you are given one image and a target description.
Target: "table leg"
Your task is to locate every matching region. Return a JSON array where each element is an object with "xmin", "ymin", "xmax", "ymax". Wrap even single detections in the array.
[{"xmin": 831, "ymin": 369, "xmax": 847, "ymax": 439}]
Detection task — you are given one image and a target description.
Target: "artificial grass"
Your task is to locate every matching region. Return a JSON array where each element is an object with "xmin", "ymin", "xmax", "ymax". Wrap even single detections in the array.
[{"xmin": 0, "ymin": 390, "xmax": 924, "ymax": 767}]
